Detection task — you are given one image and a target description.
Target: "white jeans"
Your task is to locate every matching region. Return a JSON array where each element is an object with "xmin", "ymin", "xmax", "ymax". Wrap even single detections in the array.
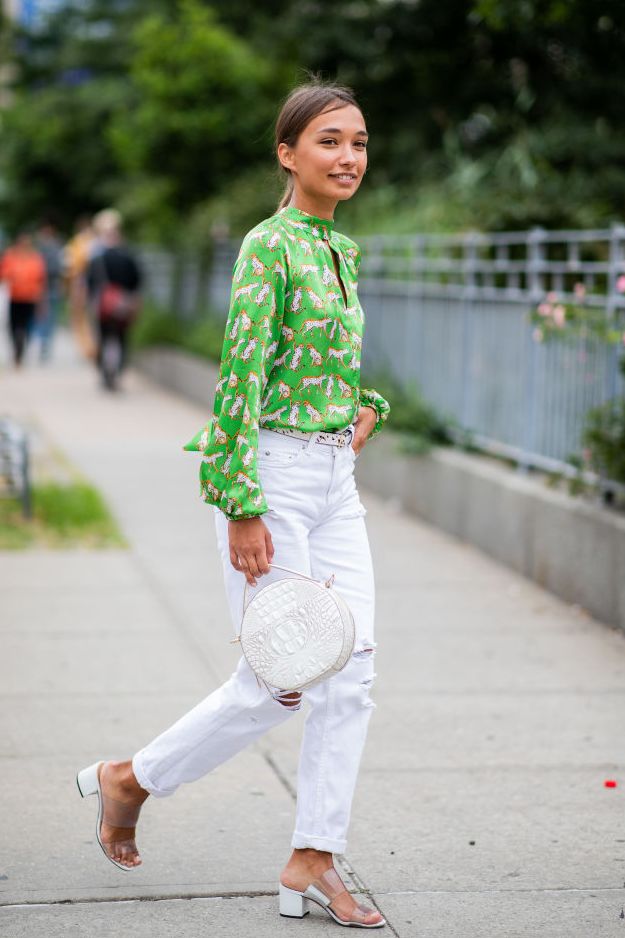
[{"xmin": 132, "ymin": 427, "xmax": 377, "ymax": 854}]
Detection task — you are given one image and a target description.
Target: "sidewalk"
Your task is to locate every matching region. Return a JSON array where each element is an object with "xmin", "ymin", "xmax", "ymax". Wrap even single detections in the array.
[{"xmin": 1, "ymin": 333, "xmax": 624, "ymax": 937}]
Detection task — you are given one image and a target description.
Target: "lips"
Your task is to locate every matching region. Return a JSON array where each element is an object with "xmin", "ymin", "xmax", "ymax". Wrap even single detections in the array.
[{"xmin": 329, "ymin": 173, "xmax": 357, "ymax": 182}]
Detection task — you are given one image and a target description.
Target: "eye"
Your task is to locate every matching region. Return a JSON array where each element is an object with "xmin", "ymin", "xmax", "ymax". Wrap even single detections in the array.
[
  {"xmin": 354, "ymin": 141, "xmax": 368, "ymax": 148},
  {"xmin": 320, "ymin": 138, "xmax": 338, "ymax": 146}
]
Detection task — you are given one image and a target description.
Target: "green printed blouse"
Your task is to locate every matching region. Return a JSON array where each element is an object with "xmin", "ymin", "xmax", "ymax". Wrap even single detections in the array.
[{"xmin": 184, "ymin": 205, "xmax": 390, "ymax": 519}]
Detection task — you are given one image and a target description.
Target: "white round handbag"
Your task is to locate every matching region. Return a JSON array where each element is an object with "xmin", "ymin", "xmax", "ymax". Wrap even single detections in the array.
[{"xmin": 233, "ymin": 564, "xmax": 355, "ymax": 692}]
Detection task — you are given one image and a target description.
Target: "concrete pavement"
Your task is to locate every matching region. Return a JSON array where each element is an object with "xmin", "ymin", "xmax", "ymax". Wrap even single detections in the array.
[{"xmin": 1, "ymin": 332, "xmax": 625, "ymax": 937}]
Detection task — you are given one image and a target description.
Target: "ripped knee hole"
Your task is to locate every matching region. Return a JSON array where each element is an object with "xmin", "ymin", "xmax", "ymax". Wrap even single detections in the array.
[{"xmin": 274, "ymin": 690, "xmax": 302, "ymax": 709}]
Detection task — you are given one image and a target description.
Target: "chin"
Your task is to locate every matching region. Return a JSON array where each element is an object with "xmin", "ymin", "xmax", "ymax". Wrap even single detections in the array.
[
  {"xmin": 336, "ymin": 189, "xmax": 359, "ymax": 202},
  {"xmin": 328, "ymin": 182, "xmax": 362, "ymax": 203}
]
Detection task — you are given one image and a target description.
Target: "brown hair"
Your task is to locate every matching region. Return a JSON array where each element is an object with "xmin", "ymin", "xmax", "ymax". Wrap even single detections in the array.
[{"xmin": 275, "ymin": 81, "xmax": 360, "ymax": 211}]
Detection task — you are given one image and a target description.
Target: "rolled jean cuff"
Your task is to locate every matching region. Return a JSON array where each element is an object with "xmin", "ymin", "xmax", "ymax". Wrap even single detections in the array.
[
  {"xmin": 132, "ymin": 751, "xmax": 176, "ymax": 798},
  {"xmin": 291, "ymin": 831, "xmax": 347, "ymax": 855}
]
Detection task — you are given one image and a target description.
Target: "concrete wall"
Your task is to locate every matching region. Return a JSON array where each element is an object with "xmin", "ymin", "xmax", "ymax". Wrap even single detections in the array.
[{"xmin": 135, "ymin": 346, "xmax": 625, "ymax": 632}]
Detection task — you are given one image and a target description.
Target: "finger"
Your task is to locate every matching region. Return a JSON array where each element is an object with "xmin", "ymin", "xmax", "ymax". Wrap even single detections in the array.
[
  {"xmin": 265, "ymin": 529, "xmax": 275, "ymax": 564},
  {"xmin": 238, "ymin": 555, "xmax": 256, "ymax": 587},
  {"xmin": 230, "ymin": 548, "xmax": 242, "ymax": 570},
  {"xmin": 246, "ymin": 553, "xmax": 263, "ymax": 580},
  {"xmin": 255, "ymin": 544, "xmax": 271, "ymax": 576}
]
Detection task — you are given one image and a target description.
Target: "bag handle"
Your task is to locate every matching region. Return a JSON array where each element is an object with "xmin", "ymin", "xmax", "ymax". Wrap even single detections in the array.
[{"xmin": 231, "ymin": 563, "xmax": 335, "ymax": 644}]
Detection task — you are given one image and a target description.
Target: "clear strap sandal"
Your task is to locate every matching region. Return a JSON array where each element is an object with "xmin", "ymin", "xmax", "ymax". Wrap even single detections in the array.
[
  {"xmin": 76, "ymin": 761, "xmax": 143, "ymax": 871},
  {"xmin": 279, "ymin": 867, "xmax": 386, "ymax": 928}
]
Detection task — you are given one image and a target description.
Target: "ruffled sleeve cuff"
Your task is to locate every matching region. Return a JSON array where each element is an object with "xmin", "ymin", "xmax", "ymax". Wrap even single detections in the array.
[{"xmin": 359, "ymin": 387, "xmax": 390, "ymax": 437}]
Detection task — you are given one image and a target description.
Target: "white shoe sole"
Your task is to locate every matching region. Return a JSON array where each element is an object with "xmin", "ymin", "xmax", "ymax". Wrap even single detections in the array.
[{"xmin": 279, "ymin": 883, "xmax": 386, "ymax": 928}]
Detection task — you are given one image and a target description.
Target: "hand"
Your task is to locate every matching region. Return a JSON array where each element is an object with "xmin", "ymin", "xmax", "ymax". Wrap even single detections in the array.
[
  {"xmin": 228, "ymin": 516, "xmax": 275, "ymax": 586},
  {"xmin": 352, "ymin": 405, "xmax": 377, "ymax": 455}
]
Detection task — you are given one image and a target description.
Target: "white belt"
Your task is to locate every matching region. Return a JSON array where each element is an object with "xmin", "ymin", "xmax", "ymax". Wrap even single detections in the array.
[{"xmin": 267, "ymin": 426, "xmax": 353, "ymax": 448}]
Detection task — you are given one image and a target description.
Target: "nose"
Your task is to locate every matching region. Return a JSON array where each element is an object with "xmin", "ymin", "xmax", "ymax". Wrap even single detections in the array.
[{"xmin": 337, "ymin": 143, "xmax": 358, "ymax": 166}]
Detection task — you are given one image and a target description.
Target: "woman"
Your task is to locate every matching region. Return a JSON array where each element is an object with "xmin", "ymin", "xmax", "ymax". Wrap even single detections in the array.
[{"xmin": 77, "ymin": 81, "xmax": 390, "ymax": 929}]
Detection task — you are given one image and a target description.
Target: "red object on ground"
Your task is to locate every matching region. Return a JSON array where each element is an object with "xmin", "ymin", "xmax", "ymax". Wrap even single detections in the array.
[{"xmin": 604, "ymin": 780, "xmax": 618, "ymax": 788}]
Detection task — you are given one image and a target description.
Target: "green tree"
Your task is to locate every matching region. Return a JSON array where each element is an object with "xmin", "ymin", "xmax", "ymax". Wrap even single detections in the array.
[
  {"xmin": 2, "ymin": 0, "xmax": 625, "ymax": 236},
  {"xmin": 0, "ymin": 0, "xmax": 164, "ymax": 232},
  {"xmin": 109, "ymin": 0, "xmax": 294, "ymax": 240}
]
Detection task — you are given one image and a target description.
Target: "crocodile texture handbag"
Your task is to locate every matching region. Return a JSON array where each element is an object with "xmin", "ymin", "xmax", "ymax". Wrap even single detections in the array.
[{"xmin": 233, "ymin": 564, "xmax": 355, "ymax": 692}]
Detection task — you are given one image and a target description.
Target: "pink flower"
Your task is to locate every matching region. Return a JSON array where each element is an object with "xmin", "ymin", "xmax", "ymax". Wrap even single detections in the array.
[
  {"xmin": 552, "ymin": 304, "xmax": 566, "ymax": 327},
  {"xmin": 546, "ymin": 291, "xmax": 558, "ymax": 303},
  {"xmin": 617, "ymin": 275, "xmax": 625, "ymax": 293},
  {"xmin": 537, "ymin": 303, "xmax": 552, "ymax": 316},
  {"xmin": 622, "ymin": 331, "xmax": 625, "ymax": 346},
  {"xmin": 574, "ymin": 282, "xmax": 586, "ymax": 300},
  {"xmin": 532, "ymin": 327, "xmax": 544, "ymax": 343}
]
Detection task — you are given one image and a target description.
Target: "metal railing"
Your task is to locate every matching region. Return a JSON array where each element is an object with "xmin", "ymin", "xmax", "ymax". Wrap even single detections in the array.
[
  {"xmin": 0, "ymin": 418, "xmax": 32, "ymax": 518},
  {"xmin": 141, "ymin": 225, "xmax": 625, "ymax": 477}
]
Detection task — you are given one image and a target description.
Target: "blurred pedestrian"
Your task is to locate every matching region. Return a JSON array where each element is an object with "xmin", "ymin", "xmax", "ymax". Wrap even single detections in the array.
[
  {"xmin": 77, "ymin": 82, "xmax": 389, "ymax": 929},
  {"xmin": 34, "ymin": 219, "xmax": 64, "ymax": 361},
  {"xmin": 64, "ymin": 215, "xmax": 96, "ymax": 360},
  {"xmin": 86, "ymin": 209, "xmax": 142, "ymax": 390},
  {"xmin": 0, "ymin": 231, "xmax": 46, "ymax": 367}
]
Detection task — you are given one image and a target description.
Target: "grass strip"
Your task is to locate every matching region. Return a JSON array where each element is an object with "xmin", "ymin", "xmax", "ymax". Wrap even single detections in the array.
[{"xmin": 0, "ymin": 482, "xmax": 126, "ymax": 549}]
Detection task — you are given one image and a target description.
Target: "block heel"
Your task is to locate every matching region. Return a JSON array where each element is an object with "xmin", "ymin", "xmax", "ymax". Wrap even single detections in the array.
[
  {"xmin": 279, "ymin": 883, "xmax": 310, "ymax": 918},
  {"xmin": 76, "ymin": 762, "xmax": 101, "ymax": 798},
  {"xmin": 279, "ymin": 866, "xmax": 385, "ymax": 928}
]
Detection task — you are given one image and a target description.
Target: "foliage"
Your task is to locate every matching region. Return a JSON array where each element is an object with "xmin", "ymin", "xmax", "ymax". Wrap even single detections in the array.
[
  {"xmin": 526, "ymin": 281, "xmax": 625, "ymax": 493},
  {"xmin": 131, "ymin": 302, "xmax": 226, "ymax": 361},
  {"xmin": 360, "ymin": 369, "xmax": 455, "ymax": 451},
  {"xmin": 2, "ymin": 0, "xmax": 625, "ymax": 236},
  {"xmin": 0, "ymin": 79, "xmax": 126, "ymax": 232},
  {"xmin": 0, "ymin": 482, "xmax": 125, "ymax": 548},
  {"xmin": 530, "ymin": 285, "xmax": 625, "ymax": 346},
  {"xmin": 0, "ymin": 0, "xmax": 162, "ymax": 232},
  {"xmin": 109, "ymin": 0, "xmax": 293, "ymax": 239},
  {"xmin": 581, "ymin": 357, "xmax": 625, "ymax": 487}
]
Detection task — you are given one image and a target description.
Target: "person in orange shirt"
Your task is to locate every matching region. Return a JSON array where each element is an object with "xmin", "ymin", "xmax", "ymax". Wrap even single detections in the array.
[{"xmin": 0, "ymin": 231, "xmax": 47, "ymax": 366}]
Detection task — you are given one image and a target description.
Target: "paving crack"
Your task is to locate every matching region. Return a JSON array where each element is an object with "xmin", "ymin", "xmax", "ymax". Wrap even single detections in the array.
[{"xmin": 0, "ymin": 890, "xmax": 277, "ymax": 910}]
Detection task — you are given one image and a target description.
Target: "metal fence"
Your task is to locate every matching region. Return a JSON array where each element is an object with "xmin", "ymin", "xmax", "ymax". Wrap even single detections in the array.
[{"xmin": 141, "ymin": 225, "xmax": 625, "ymax": 476}]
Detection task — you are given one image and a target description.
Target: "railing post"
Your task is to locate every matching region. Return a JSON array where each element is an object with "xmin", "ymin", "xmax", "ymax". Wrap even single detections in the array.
[
  {"xmin": 460, "ymin": 231, "xmax": 478, "ymax": 428},
  {"xmin": 606, "ymin": 222, "xmax": 625, "ymax": 401},
  {"xmin": 520, "ymin": 227, "xmax": 546, "ymax": 472}
]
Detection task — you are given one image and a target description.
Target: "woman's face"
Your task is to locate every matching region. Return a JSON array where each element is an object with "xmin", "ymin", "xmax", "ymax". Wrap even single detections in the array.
[{"xmin": 279, "ymin": 103, "xmax": 368, "ymax": 208}]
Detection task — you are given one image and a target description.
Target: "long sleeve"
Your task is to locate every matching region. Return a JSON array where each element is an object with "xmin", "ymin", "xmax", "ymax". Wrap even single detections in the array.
[
  {"xmin": 184, "ymin": 233, "xmax": 286, "ymax": 519},
  {"xmin": 358, "ymin": 387, "xmax": 390, "ymax": 437}
]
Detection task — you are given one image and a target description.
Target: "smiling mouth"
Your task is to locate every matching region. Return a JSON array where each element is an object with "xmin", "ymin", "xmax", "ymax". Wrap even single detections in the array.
[{"xmin": 329, "ymin": 173, "xmax": 357, "ymax": 181}]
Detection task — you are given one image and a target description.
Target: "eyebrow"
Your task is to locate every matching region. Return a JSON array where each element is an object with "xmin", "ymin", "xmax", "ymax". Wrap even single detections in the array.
[{"xmin": 316, "ymin": 127, "xmax": 369, "ymax": 137}]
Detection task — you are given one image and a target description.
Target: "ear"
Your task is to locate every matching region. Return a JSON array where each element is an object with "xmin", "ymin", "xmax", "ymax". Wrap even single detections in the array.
[{"xmin": 277, "ymin": 141, "xmax": 296, "ymax": 174}]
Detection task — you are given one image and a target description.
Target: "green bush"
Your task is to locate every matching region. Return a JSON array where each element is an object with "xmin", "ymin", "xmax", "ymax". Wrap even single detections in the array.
[
  {"xmin": 132, "ymin": 302, "xmax": 225, "ymax": 361},
  {"xmin": 363, "ymin": 370, "xmax": 455, "ymax": 453},
  {"xmin": 580, "ymin": 356, "xmax": 625, "ymax": 491},
  {"xmin": 583, "ymin": 400, "xmax": 625, "ymax": 486}
]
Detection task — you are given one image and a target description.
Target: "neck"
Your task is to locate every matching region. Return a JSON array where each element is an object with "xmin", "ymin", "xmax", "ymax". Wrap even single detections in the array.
[{"xmin": 288, "ymin": 189, "xmax": 337, "ymax": 221}]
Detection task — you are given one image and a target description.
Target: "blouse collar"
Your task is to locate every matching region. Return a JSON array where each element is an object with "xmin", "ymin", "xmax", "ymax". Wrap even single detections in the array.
[{"xmin": 279, "ymin": 205, "xmax": 335, "ymax": 241}]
